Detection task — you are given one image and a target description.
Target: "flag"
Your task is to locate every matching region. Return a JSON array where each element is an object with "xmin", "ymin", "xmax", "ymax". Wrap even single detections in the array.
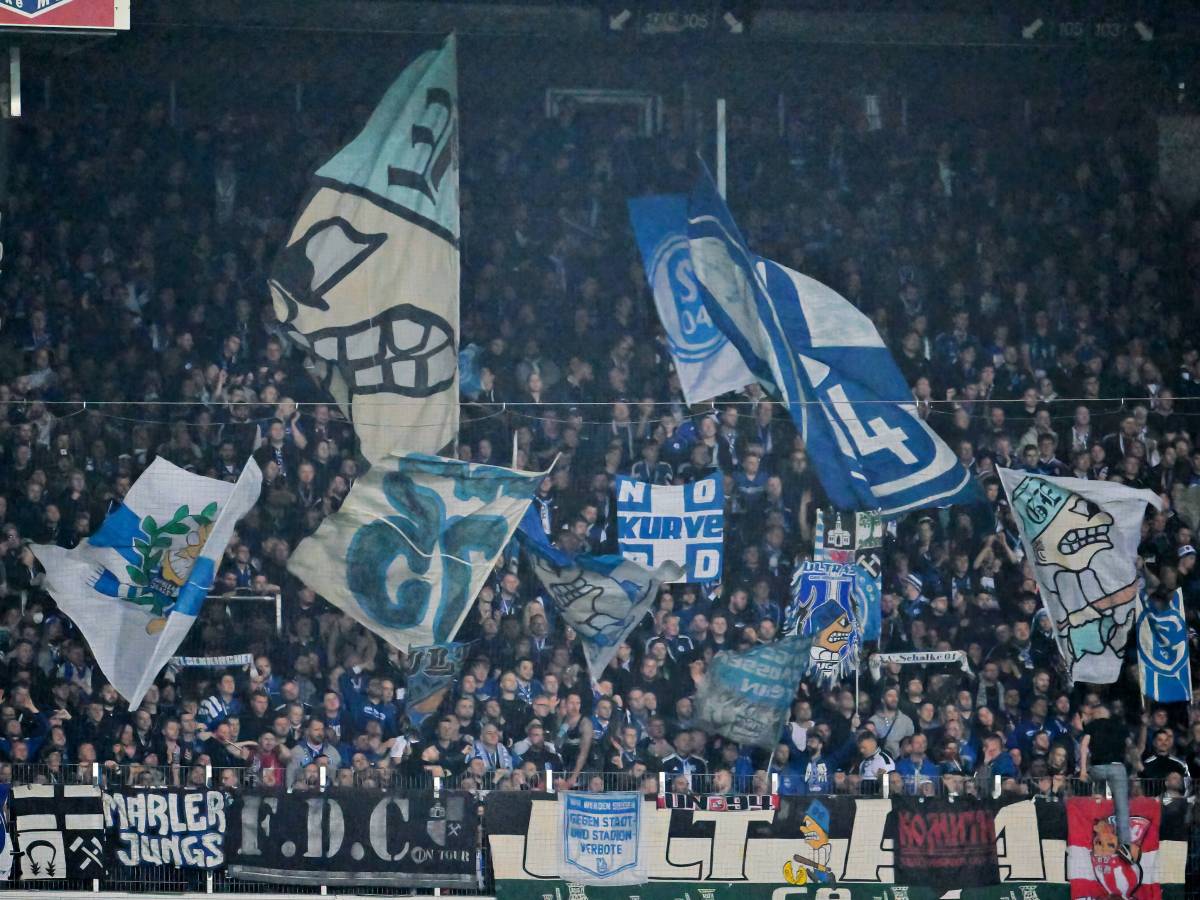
[
  {"xmin": 12, "ymin": 785, "xmax": 106, "ymax": 881},
  {"xmin": 1135, "ymin": 589, "xmax": 1192, "ymax": 702},
  {"xmin": 998, "ymin": 468, "xmax": 1162, "ymax": 684},
  {"xmin": 405, "ymin": 641, "xmax": 467, "ymax": 723},
  {"xmin": 692, "ymin": 634, "xmax": 810, "ymax": 748},
  {"xmin": 518, "ymin": 507, "xmax": 682, "ymax": 677},
  {"xmin": 289, "ymin": 453, "xmax": 540, "ymax": 650},
  {"xmin": 628, "ymin": 194, "xmax": 754, "ymax": 404},
  {"xmin": 269, "ymin": 35, "xmax": 459, "ymax": 464},
  {"xmin": 32, "ymin": 458, "xmax": 261, "ymax": 708},
  {"xmin": 1067, "ymin": 796, "xmax": 1162, "ymax": 900},
  {"xmin": 784, "ymin": 560, "xmax": 859, "ymax": 686},
  {"xmin": 813, "ymin": 507, "xmax": 883, "ymax": 641},
  {"xmin": 615, "ymin": 473, "xmax": 724, "ymax": 582},
  {"xmin": 687, "ymin": 172, "xmax": 977, "ymax": 516}
]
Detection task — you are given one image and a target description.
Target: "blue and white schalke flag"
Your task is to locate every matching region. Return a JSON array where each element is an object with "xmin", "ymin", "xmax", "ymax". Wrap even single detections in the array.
[
  {"xmin": 687, "ymin": 173, "xmax": 978, "ymax": 516},
  {"xmin": 615, "ymin": 473, "xmax": 723, "ymax": 582},
  {"xmin": 559, "ymin": 792, "xmax": 644, "ymax": 886},
  {"xmin": 33, "ymin": 459, "xmax": 262, "ymax": 708},
  {"xmin": 628, "ymin": 194, "xmax": 754, "ymax": 404},
  {"xmin": 1136, "ymin": 589, "xmax": 1192, "ymax": 702}
]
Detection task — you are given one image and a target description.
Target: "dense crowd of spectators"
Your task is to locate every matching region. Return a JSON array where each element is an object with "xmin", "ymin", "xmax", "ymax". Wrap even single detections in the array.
[{"xmin": 0, "ymin": 73, "xmax": 1197, "ymax": 805}]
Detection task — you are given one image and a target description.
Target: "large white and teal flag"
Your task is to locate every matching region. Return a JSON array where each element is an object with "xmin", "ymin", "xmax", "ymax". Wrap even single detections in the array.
[
  {"xmin": 998, "ymin": 468, "xmax": 1161, "ymax": 684},
  {"xmin": 288, "ymin": 454, "xmax": 541, "ymax": 649},
  {"xmin": 628, "ymin": 194, "xmax": 754, "ymax": 404},
  {"xmin": 686, "ymin": 173, "xmax": 978, "ymax": 516},
  {"xmin": 32, "ymin": 458, "xmax": 262, "ymax": 707},
  {"xmin": 270, "ymin": 35, "xmax": 459, "ymax": 463}
]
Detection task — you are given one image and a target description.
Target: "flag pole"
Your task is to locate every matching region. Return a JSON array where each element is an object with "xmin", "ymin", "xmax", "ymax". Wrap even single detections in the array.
[{"xmin": 716, "ymin": 97, "xmax": 727, "ymax": 200}]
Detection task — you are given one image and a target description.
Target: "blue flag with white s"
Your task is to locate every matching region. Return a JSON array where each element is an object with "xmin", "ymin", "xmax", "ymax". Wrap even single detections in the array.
[
  {"xmin": 628, "ymin": 195, "xmax": 754, "ymax": 405},
  {"xmin": 615, "ymin": 474, "xmax": 723, "ymax": 582},
  {"xmin": 1135, "ymin": 589, "xmax": 1192, "ymax": 702},
  {"xmin": 687, "ymin": 173, "xmax": 978, "ymax": 517}
]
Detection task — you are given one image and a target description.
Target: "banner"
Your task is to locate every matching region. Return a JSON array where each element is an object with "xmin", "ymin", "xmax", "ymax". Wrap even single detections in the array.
[
  {"xmin": 486, "ymin": 793, "xmax": 1188, "ymax": 900},
  {"xmin": 0, "ymin": 0, "xmax": 130, "ymax": 30},
  {"xmin": 692, "ymin": 634, "xmax": 810, "ymax": 748},
  {"xmin": 628, "ymin": 194, "xmax": 754, "ymax": 404},
  {"xmin": 1135, "ymin": 589, "xmax": 1192, "ymax": 702},
  {"xmin": 785, "ymin": 560, "xmax": 858, "ymax": 686},
  {"xmin": 103, "ymin": 788, "xmax": 228, "ymax": 869},
  {"xmin": 228, "ymin": 789, "xmax": 477, "ymax": 887},
  {"xmin": 168, "ymin": 654, "xmax": 256, "ymax": 675},
  {"xmin": 560, "ymin": 792, "xmax": 644, "ymax": 886},
  {"xmin": 657, "ymin": 794, "xmax": 778, "ymax": 811},
  {"xmin": 0, "ymin": 784, "xmax": 12, "ymax": 881},
  {"xmin": 814, "ymin": 507, "xmax": 883, "ymax": 640},
  {"xmin": 519, "ymin": 506, "xmax": 683, "ymax": 677},
  {"xmin": 998, "ymin": 469, "xmax": 1162, "ymax": 684},
  {"xmin": 869, "ymin": 650, "xmax": 972, "ymax": 679},
  {"xmin": 1067, "ymin": 797, "xmax": 1163, "ymax": 900},
  {"xmin": 406, "ymin": 641, "xmax": 467, "ymax": 723},
  {"xmin": 615, "ymin": 474, "xmax": 724, "ymax": 582},
  {"xmin": 12, "ymin": 784, "xmax": 107, "ymax": 882},
  {"xmin": 269, "ymin": 35, "xmax": 459, "ymax": 463},
  {"xmin": 33, "ymin": 458, "xmax": 262, "ymax": 707},
  {"xmin": 289, "ymin": 453, "xmax": 541, "ymax": 651},
  {"xmin": 687, "ymin": 172, "xmax": 977, "ymax": 516},
  {"xmin": 893, "ymin": 796, "xmax": 999, "ymax": 887}
]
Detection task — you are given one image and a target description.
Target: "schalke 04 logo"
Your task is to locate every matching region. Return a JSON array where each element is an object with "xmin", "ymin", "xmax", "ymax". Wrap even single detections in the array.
[{"xmin": 650, "ymin": 234, "xmax": 725, "ymax": 363}]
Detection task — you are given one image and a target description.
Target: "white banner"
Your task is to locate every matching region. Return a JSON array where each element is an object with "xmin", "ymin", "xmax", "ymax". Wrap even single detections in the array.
[
  {"xmin": 998, "ymin": 468, "xmax": 1161, "ymax": 684},
  {"xmin": 869, "ymin": 650, "xmax": 972, "ymax": 680},
  {"xmin": 615, "ymin": 474, "xmax": 724, "ymax": 582},
  {"xmin": 33, "ymin": 459, "xmax": 261, "ymax": 708},
  {"xmin": 559, "ymin": 792, "xmax": 645, "ymax": 886}
]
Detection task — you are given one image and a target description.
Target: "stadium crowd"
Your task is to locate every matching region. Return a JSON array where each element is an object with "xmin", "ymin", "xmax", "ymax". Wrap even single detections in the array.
[{"xmin": 0, "ymin": 80, "xmax": 1198, "ymax": 806}]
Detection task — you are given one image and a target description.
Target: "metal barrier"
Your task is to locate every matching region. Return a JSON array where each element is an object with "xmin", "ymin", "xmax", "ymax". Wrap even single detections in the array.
[{"xmin": 0, "ymin": 768, "xmax": 1192, "ymax": 896}]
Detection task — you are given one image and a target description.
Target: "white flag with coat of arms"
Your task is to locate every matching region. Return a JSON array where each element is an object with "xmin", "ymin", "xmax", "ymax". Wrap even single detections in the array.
[{"xmin": 32, "ymin": 458, "xmax": 262, "ymax": 708}]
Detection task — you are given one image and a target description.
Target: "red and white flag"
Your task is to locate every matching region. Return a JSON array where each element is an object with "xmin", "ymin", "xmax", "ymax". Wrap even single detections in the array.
[{"xmin": 1067, "ymin": 796, "xmax": 1161, "ymax": 900}]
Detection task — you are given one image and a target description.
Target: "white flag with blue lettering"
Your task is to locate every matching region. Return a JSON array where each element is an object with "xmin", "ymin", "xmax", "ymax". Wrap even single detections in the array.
[
  {"xmin": 629, "ymin": 195, "xmax": 754, "ymax": 404},
  {"xmin": 32, "ymin": 459, "xmax": 262, "ymax": 708},
  {"xmin": 616, "ymin": 474, "xmax": 724, "ymax": 582},
  {"xmin": 687, "ymin": 173, "xmax": 978, "ymax": 516}
]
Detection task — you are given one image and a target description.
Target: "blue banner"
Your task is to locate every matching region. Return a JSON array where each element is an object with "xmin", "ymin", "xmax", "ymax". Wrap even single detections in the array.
[
  {"xmin": 615, "ymin": 473, "xmax": 723, "ymax": 582},
  {"xmin": 789, "ymin": 560, "xmax": 860, "ymax": 687},
  {"xmin": 406, "ymin": 642, "xmax": 467, "ymax": 723},
  {"xmin": 628, "ymin": 195, "xmax": 754, "ymax": 405},
  {"xmin": 686, "ymin": 172, "xmax": 978, "ymax": 516},
  {"xmin": 692, "ymin": 635, "xmax": 810, "ymax": 748},
  {"xmin": 1135, "ymin": 589, "xmax": 1192, "ymax": 702},
  {"xmin": 559, "ymin": 792, "xmax": 643, "ymax": 885}
]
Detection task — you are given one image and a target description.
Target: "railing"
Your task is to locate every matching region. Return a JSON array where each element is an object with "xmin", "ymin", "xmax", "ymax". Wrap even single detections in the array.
[{"xmin": 4, "ymin": 763, "xmax": 1189, "ymax": 801}]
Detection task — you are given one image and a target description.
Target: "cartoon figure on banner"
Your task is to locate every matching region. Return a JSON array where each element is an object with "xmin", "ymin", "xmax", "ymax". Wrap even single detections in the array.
[
  {"xmin": 84, "ymin": 501, "xmax": 219, "ymax": 635},
  {"xmin": 1009, "ymin": 477, "xmax": 1137, "ymax": 665},
  {"xmin": 789, "ymin": 562, "xmax": 859, "ymax": 685},
  {"xmin": 783, "ymin": 800, "xmax": 834, "ymax": 885},
  {"xmin": 1090, "ymin": 814, "xmax": 1149, "ymax": 899}
]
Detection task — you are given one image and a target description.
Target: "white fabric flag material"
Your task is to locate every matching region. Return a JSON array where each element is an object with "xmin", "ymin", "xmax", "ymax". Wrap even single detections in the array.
[
  {"xmin": 33, "ymin": 459, "xmax": 262, "ymax": 707},
  {"xmin": 998, "ymin": 467, "xmax": 1161, "ymax": 684},
  {"xmin": 289, "ymin": 453, "xmax": 541, "ymax": 650},
  {"xmin": 270, "ymin": 36, "xmax": 459, "ymax": 462}
]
